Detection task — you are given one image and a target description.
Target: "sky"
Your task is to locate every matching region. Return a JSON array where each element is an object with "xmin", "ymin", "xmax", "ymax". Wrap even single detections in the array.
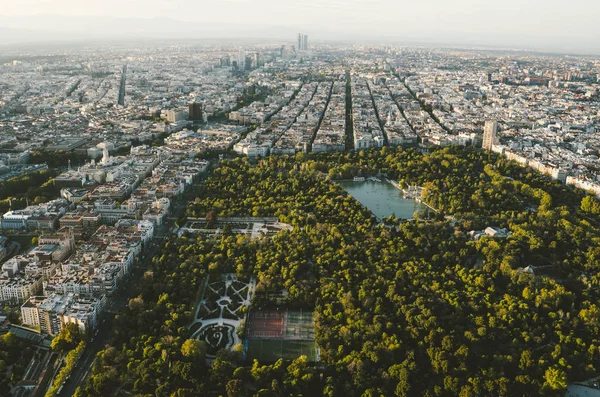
[{"xmin": 1, "ymin": 0, "xmax": 599, "ymax": 53}]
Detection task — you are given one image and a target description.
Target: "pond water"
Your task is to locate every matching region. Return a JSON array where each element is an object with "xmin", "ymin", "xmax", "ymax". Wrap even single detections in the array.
[{"xmin": 337, "ymin": 180, "xmax": 429, "ymax": 220}]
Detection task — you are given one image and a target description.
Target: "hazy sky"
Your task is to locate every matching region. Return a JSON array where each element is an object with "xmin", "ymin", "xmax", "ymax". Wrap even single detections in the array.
[{"xmin": 1, "ymin": 0, "xmax": 599, "ymax": 52}]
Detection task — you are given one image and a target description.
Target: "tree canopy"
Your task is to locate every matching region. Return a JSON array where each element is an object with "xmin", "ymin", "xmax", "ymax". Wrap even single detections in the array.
[
  {"xmin": 51, "ymin": 323, "xmax": 84, "ymax": 352},
  {"xmin": 77, "ymin": 146, "xmax": 600, "ymax": 397}
]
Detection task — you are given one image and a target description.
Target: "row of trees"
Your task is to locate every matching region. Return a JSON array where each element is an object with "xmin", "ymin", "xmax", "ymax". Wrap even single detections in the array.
[
  {"xmin": 29, "ymin": 149, "xmax": 88, "ymax": 168},
  {"xmin": 46, "ymin": 340, "xmax": 86, "ymax": 397},
  {"xmin": 79, "ymin": 147, "xmax": 600, "ymax": 396},
  {"xmin": 0, "ymin": 168, "xmax": 60, "ymax": 213}
]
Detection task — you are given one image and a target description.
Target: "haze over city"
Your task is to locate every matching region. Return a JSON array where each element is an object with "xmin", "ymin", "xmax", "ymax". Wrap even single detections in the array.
[
  {"xmin": 1, "ymin": 0, "xmax": 600, "ymax": 54},
  {"xmin": 2, "ymin": 1, "xmax": 600, "ymax": 396}
]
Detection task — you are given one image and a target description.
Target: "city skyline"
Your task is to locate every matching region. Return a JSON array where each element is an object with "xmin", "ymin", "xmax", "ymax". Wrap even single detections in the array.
[{"xmin": 0, "ymin": 0, "xmax": 599, "ymax": 55}]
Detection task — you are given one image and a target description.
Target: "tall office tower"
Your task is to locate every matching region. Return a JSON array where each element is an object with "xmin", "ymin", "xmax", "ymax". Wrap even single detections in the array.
[
  {"xmin": 298, "ymin": 33, "xmax": 302, "ymax": 51},
  {"xmin": 189, "ymin": 102, "xmax": 203, "ymax": 121},
  {"xmin": 303, "ymin": 34, "xmax": 308, "ymax": 50},
  {"xmin": 238, "ymin": 48, "xmax": 245, "ymax": 70},
  {"xmin": 482, "ymin": 121, "xmax": 498, "ymax": 150},
  {"xmin": 487, "ymin": 72, "xmax": 493, "ymax": 82}
]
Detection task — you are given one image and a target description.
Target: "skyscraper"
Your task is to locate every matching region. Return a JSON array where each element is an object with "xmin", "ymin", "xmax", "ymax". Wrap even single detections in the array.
[
  {"xmin": 253, "ymin": 52, "xmax": 260, "ymax": 68},
  {"xmin": 296, "ymin": 33, "xmax": 309, "ymax": 51},
  {"xmin": 482, "ymin": 121, "xmax": 498, "ymax": 150},
  {"xmin": 189, "ymin": 102, "xmax": 203, "ymax": 122},
  {"xmin": 238, "ymin": 48, "xmax": 245, "ymax": 70}
]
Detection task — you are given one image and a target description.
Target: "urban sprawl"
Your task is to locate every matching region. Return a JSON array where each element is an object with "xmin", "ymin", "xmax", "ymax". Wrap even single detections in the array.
[{"xmin": 1, "ymin": 40, "xmax": 600, "ymax": 343}]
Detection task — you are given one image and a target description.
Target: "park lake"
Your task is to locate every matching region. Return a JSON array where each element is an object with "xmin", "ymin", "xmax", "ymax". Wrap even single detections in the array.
[{"xmin": 337, "ymin": 179, "xmax": 429, "ymax": 220}]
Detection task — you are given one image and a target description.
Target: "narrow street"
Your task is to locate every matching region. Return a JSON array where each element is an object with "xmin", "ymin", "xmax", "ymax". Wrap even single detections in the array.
[{"xmin": 308, "ymin": 81, "xmax": 334, "ymax": 152}]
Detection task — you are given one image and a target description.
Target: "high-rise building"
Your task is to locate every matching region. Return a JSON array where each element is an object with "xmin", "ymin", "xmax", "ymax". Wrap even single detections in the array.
[
  {"xmin": 482, "ymin": 121, "xmax": 498, "ymax": 150},
  {"xmin": 296, "ymin": 33, "xmax": 309, "ymax": 51},
  {"xmin": 238, "ymin": 48, "xmax": 245, "ymax": 70},
  {"xmin": 253, "ymin": 52, "xmax": 260, "ymax": 68},
  {"xmin": 189, "ymin": 102, "xmax": 203, "ymax": 122}
]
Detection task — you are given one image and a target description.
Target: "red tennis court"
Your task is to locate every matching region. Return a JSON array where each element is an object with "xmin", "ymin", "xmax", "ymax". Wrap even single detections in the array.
[{"xmin": 246, "ymin": 311, "xmax": 285, "ymax": 339}]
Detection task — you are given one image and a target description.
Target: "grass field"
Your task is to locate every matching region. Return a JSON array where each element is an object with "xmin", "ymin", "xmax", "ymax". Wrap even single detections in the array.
[{"xmin": 245, "ymin": 339, "xmax": 317, "ymax": 362}]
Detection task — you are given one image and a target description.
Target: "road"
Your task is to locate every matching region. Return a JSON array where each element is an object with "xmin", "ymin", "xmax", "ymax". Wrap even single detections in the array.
[
  {"xmin": 57, "ymin": 161, "xmax": 217, "ymax": 396},
  {"xmin": 58, "ymin": 315, "xmax": 114, "ymax": 397}
]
